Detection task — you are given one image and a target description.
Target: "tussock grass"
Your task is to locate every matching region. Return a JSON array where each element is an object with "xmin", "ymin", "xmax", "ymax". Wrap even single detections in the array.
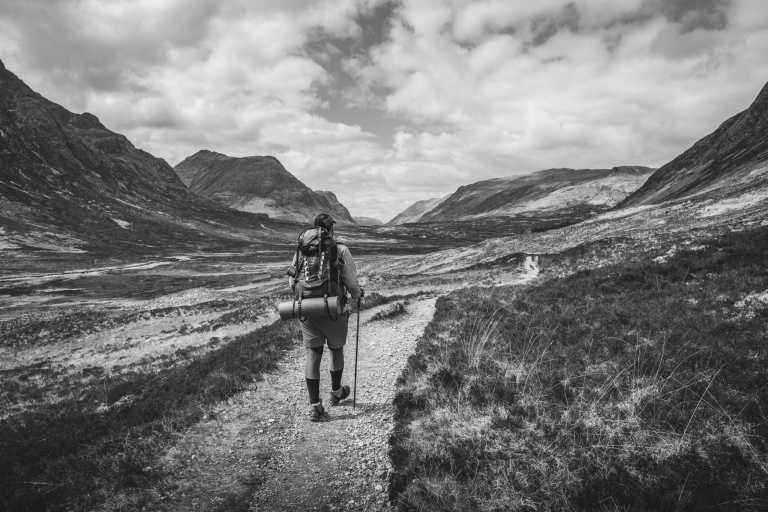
[
  {"xmin": 0, "ymin": 319, "xmax": 299, "ymax": 511},
  {"xmin": 391, "ymin": 227, "xmax": 768, "ymax": 511},
  {"xmin": 360, "ymin": 291, "xmax": 422, "ymax": 311},
  {"xmin": 360, "ymin": 291, "xmax": 393, "ymax": 310},
  {"xmin": 359, "ymin": 290, "xmax": 432, "ymax": 312}
]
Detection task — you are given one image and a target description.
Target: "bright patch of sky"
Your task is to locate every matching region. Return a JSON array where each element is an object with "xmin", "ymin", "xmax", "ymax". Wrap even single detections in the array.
[{"xmin": 2, "ymin": 0, "xmax": 768, "ymax": 221}]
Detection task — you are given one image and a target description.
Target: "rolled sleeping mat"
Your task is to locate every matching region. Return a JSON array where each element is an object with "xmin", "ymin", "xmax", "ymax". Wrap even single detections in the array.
[{"xmin": 278, "ymin": 296, "xmax": 343, "ymax": 320}]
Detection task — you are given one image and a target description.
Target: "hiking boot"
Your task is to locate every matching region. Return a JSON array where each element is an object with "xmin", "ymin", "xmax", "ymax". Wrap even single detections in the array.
[
  {"xmin": 329, "ymin": 385, "xmax": 350, "ymax": 406},
  {"xmin": 310, "ymin": 402, "xmax": 329, "ymax": 422}
]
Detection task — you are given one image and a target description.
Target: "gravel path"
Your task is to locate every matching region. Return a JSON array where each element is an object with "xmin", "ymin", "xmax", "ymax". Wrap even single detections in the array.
[{"xmin": 136, "ymin": 297, "xmax": 437, "ymax": 511}]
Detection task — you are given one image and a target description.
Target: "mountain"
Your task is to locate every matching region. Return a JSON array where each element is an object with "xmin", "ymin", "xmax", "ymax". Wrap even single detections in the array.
[
  {"xmin": 621, "ymin": 82, "xmax": 768, "ymax": 207},
  {"xmin": 174, "ymin": 151, "xmax": 356, "ymax": 224},
  {"xmin": 355, "ymin": 216, "xmax": 384, "ymax": 226},
  {"xmin": 0, "ymin": 59, "xmax": 277, "ymax": 256},
  {"xmin": 388, "ymin": 84, "xmax": 768, "ymax": 275},
  {"xmin": 388, "ymin": 197, "xmax": 447, "ymax": 225},
  {"xmin": 416, "ymin": 166, "xmax": 653, "ymax": 223},
  {"xmin": 314, "ymin": 190, "xmax": 354, "ymax": 222}
]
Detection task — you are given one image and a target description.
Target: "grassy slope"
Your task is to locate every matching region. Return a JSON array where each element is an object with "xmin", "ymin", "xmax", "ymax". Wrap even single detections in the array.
[{"xmin": 391, "ymin": 227, "xmax": 768, "ymax": 511}]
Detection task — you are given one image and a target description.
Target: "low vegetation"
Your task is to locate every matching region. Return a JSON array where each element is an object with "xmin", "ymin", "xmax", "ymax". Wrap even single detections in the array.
[
  {"xmin": 369, "ymin": 301, "xmax": 409, "ymax": 322},
  {"xmin": 0, "ymin": 317, "xmax": 299, "ymax": 511},
  {"xmin": 360, "ymin": 292, "xmax": 427, "ymax": 312},
  {"xmin": 390, "ymin": 226, "xmax": 768, "ymax": 511}
]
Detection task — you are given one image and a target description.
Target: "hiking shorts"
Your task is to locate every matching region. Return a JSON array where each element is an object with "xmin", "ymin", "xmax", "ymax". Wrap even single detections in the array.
[{"xmin": 301, "ymin": 313, "xmax": 349, "ymax": 349}]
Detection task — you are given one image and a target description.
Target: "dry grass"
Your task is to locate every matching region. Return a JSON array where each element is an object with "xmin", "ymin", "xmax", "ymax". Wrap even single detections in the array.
[
  {"xmin": 391, "ymin": 226, "xmax": 768, "ymax": 511},
  {"xmin": 369, "ymin": 301, "xmax": 409, "ymax": 323},
  {"xmin": 0, "ymin": 317, "xmax": 300, "ymax": 511}
]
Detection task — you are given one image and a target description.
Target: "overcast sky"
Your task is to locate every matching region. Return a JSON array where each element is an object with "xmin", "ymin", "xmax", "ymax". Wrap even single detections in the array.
[{"xmin": 2, "ymin": 0, "xmax": 768, "ymax": 221}]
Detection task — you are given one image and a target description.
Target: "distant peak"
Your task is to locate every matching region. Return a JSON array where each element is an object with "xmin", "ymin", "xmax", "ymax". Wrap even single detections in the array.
[
  {"xmin": 194, "ymin": 149, "xmax": 226, "ymax": 157},
  {"xmin": 0, "ymin": 58, "xmax": 5, "ymax": 71},
  {"xmin": 188, "ymin": 150, "xmax": 283, "ymax": 162},
  {"xmin": 751, "ymin": 81, "xmax": 768, "ymax": 108}
]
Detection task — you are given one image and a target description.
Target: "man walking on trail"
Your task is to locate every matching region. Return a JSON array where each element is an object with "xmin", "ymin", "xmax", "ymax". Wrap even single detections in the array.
[{"xmin": 288, "ymin": 213, "xmax": 363, "ymax": 422}]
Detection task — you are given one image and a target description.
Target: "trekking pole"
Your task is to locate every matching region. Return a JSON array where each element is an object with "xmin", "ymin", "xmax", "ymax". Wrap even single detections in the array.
[{"xmin": 353, "ymin": 296, "xmax": 361, "ymax": 412}]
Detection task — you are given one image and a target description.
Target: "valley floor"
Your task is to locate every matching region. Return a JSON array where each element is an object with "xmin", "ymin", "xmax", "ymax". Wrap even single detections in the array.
[
  {"xmin": 1, "ymin": 224, "xmax": 766, "ymax": 511},
  {"xmin": 0, "ymin": 242, "xmax": 535, "ymax": 511}
]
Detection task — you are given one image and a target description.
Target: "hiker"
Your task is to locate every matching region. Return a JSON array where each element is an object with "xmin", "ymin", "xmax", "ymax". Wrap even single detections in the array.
[{"xmin": 287, "ymin": 213, "xmax": 364, "ymax": 422}]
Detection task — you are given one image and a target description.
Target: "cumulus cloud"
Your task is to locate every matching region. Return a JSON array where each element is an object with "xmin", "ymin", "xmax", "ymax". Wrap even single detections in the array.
[
  {"xmin": 1, "ymin": 0, "xmax": 768, "ymax": 221},
  {"xmin": 340, "ymin": 0, "xmax": 768, "ymax": 218}
]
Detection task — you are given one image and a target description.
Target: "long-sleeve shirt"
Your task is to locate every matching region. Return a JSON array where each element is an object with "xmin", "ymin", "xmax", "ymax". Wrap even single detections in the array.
[{"xmin": 288, "ymin": 243, "xmax": 361, "ymax": 300}]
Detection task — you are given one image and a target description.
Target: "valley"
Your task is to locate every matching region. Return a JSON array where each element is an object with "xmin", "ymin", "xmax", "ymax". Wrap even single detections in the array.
[
  {"xmin": 0, "ymin": 229, "xmax": 540, "ymax": 511},
  {"xmin": 3, "ymin": 193, "xmax": 766, "ymax": 510},
  {"xmin": 1, "ymin": 55, "xmax": 768, "ymax": 511}
]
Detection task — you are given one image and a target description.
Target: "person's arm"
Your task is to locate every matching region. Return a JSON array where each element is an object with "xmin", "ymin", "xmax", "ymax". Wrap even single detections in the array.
[
  {"xmin": 287, "ymin": 252, "xmax": 298, "ymax": 291},
  {"xmin": 339, "ymin": 245, "xmax": 362, "ymax": 301}
]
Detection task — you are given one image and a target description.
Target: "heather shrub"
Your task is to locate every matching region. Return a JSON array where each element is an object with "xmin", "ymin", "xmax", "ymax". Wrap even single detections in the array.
[{"xmin": 391, "ymin": 227, "xmax": 768, "ymax": 511}]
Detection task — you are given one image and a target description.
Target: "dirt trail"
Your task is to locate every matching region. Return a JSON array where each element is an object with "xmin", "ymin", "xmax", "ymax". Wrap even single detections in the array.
[{"xmin": 112, "ymin": 297, "xmax": 437, "ymax": 511}]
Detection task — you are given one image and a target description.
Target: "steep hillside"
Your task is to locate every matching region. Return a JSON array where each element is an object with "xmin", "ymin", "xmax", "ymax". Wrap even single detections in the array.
[
  {"xmin": 0, "ymin": 60, "xmax": 276, "ymax": 256},
  {"xmin": 314, "ymin": 190, "xmax": 354, "ymax": 222},
  {"xmin": 622, "ymin": 82, "xmax": 768, "ymax": 206},
  {"xmin": 174, "ymin": 151, "xmax": 355, "ymax": 224},
  {"xmin": 388, "ymin": 197, "xmax": 446, "ymax": 225},
  {"xmin": 420, "ymin": 166, "xmax": 653, "ymax": 222}
]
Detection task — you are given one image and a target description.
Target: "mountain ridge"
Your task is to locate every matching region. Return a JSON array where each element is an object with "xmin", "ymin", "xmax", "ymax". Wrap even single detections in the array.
[
  {"xmin": 174, "ymin": 150, "xmax": 356, "ymax": 224},
  {"xmin": 0, "ymin": 61, "xmax": 280, "ymax": 255},
  {"xmin": 621, "ymin": 81, "xmax": 768, "ymax": 207},
  {"xmin": 391, "ymin": 166, "xmax": 653, "ymax": 225},
  {"xmin": 387, "ymin": 197, "xmax": 447, "ymax": 225}
]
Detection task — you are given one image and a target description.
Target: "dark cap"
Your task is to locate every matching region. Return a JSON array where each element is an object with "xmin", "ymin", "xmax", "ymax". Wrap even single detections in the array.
[{"xmin": 313, "ymin": 213, "xmax": 336, "ymax": 230}]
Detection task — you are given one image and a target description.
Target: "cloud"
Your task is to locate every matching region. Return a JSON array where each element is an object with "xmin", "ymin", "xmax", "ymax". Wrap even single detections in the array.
[
  {"xmin": 452, "ymin": 1, "xmax": 650, "ymax": 43},
  {"xmin": 658, "ymin": 0, "xmax": 731, "ymax": 32},
  {"xmin": 1, "ymin": 0, "xmax": 768, "ymax": 221},
  {"xmin": 0, "ymin": 0, "xmax": 219, "ymax": 97},
  {"xmin": 351, "ymin": 0, "xmax": 768, "ymax": 186}
]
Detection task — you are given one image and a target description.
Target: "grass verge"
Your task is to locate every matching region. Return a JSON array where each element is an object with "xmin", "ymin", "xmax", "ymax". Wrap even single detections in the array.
[
  {"xmin": 0, "ymin": 318, "xmax": 300, "ymax": 511},
  {"xmin": 390, "ymin": 226, "xmax": 768, "ymax": 511}
]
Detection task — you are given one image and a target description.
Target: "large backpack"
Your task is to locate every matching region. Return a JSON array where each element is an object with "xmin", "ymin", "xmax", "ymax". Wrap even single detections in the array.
[{"xmin": 289, "ymin": 227, "xmax": 346, "ymax": 302}]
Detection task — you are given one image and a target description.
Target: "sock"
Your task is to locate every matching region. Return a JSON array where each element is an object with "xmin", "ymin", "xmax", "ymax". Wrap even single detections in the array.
[
  {"xmin": 330, "ymin": 369, "xmax": 343, "ymax": 391},
  {"xmin": 306, "ymin": 378, "xmax": 320, "ymax": 404}
]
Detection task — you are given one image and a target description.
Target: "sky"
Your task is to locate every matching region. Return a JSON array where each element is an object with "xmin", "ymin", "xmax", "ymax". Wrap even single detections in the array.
[{"xmin": 2, "ymin": 0, "xmax": 768, "ymax": 221}]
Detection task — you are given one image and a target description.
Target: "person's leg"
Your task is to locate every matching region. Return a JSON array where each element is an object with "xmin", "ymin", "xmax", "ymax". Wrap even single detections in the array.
[
  {"xmin": 302, "ymin": 319, "xmax": 324, "ymax": 405},
  {"xmin": 329, "ymin": 346, "xmax": 344, "ymax": 390},
  {"xmin": 328, "ymin": 343, "xmax": 350, "ymax": 405},
  {"xmin": 302, "ymin": 321, "xmax": 331, "ymax": 422},
  {"xmin": 305, "ymin": 345, "xmax": 323, "ymax": 404},
  {"xmin": 326, "ymin": 315, "xmax": 350, "ymax": 405}
]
